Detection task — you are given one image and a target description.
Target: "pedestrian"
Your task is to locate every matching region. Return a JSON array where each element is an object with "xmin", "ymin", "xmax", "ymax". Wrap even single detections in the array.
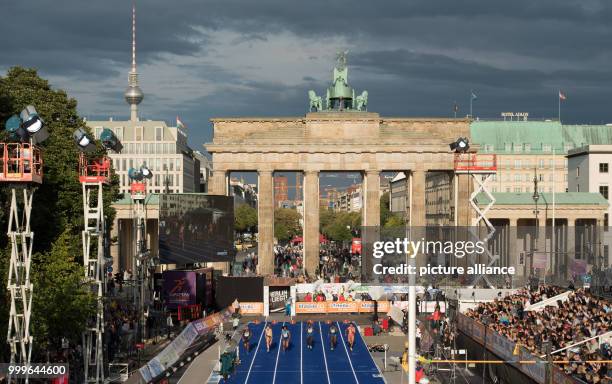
[
  {"xmin": 281, "ymin": 325, "xmax": 291, "ymax": 352},
  {"xmin": 346, "ymin": 323, "xmax": 356, "ymax": 351},
  {"xmin": 329, "ymin": 323, "xmax": 338, "ymax": 350},
  {"xmin": 306, "ymin": 321, "xmax": 315, "ymax": 350},
  {"xmin": 285, "ymin": 297, "xmax": 292, "ymax": 316},
  {"xmin": 242, "ymin": 327, "xmax": 251, "ymax": 352},
  {"xmin": 166, "ymin": 313, "xmax": 173, "ymax": 338},
  {"xmin": 265, "ymin": 325, "xmax": 273, "ymax": 352}
]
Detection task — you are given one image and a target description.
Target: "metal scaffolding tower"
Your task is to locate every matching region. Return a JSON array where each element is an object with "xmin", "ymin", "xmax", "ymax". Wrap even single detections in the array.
[
  {"xmin": 2, "ymin": 142, "xmax": 43, "ymax": 384},
  {"xmin": 454, "ymin": 153, "xmax": 498, "ymax": 287},
  {"xmin": 130, "ymin": 182, "xmax": 150, "ymax": 343},
  {"xmin": 79, "ymin": 154, "xmax": 111, "ymax": 383}
]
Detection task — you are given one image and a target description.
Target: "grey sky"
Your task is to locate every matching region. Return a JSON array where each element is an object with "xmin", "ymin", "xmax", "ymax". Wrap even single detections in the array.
[{"xmin": 2, "ymin": 0, "xmax": 612, "ymax": 149}]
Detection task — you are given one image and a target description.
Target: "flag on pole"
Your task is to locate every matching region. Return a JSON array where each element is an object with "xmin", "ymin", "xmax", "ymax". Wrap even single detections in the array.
[
  {"xmin": 176, "ymin": 115, "xmax": 186, "ymax": 129},
  {"xmin": 453, "ymin": 102, "xmax": 459, "ymax": 113},
  {"xmin": 471, "ymin": 90, "xmax": 478, "ymax": 100},
  {"xmin": 559, "ymin": 90, "xmax": 567, "ymax": 101}
]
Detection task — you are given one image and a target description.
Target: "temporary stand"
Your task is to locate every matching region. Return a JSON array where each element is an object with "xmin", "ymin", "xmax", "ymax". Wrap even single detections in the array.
[
  {"xmin": 79, "ymin": 153, "xmax": 111, "ymax": 383},
  {"xmin": 454, "ymin": 153, "xmax": 498, "ymax": 287},
  {"xmin": 2, "ymin": 142, "xmax": 43, "ymax": 384}
]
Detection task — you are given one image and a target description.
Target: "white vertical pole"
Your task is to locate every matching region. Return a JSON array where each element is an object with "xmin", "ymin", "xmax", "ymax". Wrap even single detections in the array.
[
  {"xmin": 408, "ymin": 170, "xmax": 416, "ymax": 384},
  {"xmin": 552, "ymin": 149, "xmax": 556, "ymax": 280}
]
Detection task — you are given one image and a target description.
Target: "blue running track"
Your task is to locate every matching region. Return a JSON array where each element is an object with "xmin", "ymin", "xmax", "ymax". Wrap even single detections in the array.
[{"xmin": 222, "ymin": 321, "xmax": 385, "ymax": 384}]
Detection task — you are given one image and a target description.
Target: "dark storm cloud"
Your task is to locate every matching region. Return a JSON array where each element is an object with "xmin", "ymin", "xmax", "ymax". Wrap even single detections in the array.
[{"xmin": 2, "ymin": 0, "xmax": 612, "ymax": 146}]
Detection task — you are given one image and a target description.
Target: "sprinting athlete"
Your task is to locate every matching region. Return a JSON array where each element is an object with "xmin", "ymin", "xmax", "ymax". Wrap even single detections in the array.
[
  {"xmin": 265, "ymin": 324, "xmax": 273, "ymax": 352},
  {"xmin": 306, "ymin": 321, "xmax": 315, "ymax": 350},
  {"xmin": 329, "ymin": 323, "xmax": 338, "ymax": 351},
  {"xmin": 346, "ymin": 323, "xmax": 356, "ymax": 352},
  {"xmin": 242, "ymin": 327, "xmax": 251, "ymax": 352},
  {"xmin": 281, "ymin": 325, "xmax": 291, "ymax": 352}
]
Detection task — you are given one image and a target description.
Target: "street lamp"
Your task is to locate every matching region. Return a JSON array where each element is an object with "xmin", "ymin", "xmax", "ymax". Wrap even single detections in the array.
[{"xmin": 531, "ymin": 170, "xmax": 540, "ymax": 282}]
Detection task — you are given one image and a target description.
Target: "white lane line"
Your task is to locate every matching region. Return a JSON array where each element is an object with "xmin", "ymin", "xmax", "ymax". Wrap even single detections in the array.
[
  {"xmin": 272, "ymin": 322, "xmax": 286, "ymax": 384},
  {"xmin": 337, "ymin": 322, "xmax": 359, "ymax": 384},
  {"xmin": 318, "ymin": 322, "xmax": 332, "ymax": 384},
  {"xmin": 244, "ymin": 322, "xmax": 267, "ymax": 384},
  {"xmin": 300, "ymin": 322, "xmax": 304, "ymax": 384},
  {"xmin": 356, "ymin": 323, "xmax": 385, "ymax": 380}
]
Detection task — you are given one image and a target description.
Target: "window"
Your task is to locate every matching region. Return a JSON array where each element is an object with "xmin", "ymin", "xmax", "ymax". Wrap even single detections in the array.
[
  {"xmin": 505, "ymin": 159, "xmax": 511, "ymax": 169},
  {"xmin": 605, "ymin": 214, "xmax": 609, "ymax": 228},
  {"xmin": 515, "ymin": 160, "xmax": 521, "ymax": 169},
  {"xmin": 484, "ymin": 144, "xmax": 494, "ymax": 152},
  {"xmin": 600, "ymin": 163, "xmax": 609, "ymax": 173},
  {"xmin": 599, "ymin": 185, "xmax": 608, "ymax": 199},
  {"xmin": 115, "ymin": 127, "xmax": 124, "ymax": 141},
  {"xmin": 514, "ymin": 174, "xmax": 521, "ymax": 182},
  {"xmin": 539, "ymin": 159, "xmax": 545, "ymax": 169},
  {"xmin": 156, "ymin": 126, "xmax": 163, "ymax": 141},
  {"xmin": 514, "ymin": 186, "xmax": 521, "ymax": 193},
  {"xmin": 523, "ymin": 160, "xmax": 530, "ymax": 169},
  {"xmin": 135, "ymin": 126, "xmax": 143, "ymax": 141},
  {"xmin": 539, "ymin": 174, "xmax": 544, "ymax": 182},
  {"xmin": 514, "ymin": 144, "xmax": 522, "ymax": 153},
  {"xmin": 542, "ymin": 144, "xmax": 552, "ymax": 152},
  {"xmin": 524, "ymin": 143, "xmax": 531, "ymax": 152},
  {"xmin": 577, "ymin": 167, "xmax": 580, "ymax": 177},
  {"xmin": 564, "ymin": 143, "xmax": 573, "ymax": 152},
  {"xmin": 492, "ymin": 174, "xmax": 497, "ymax": 181},
  {"xmin": 95, "ymin": 127, "xmax": 102, "ymax": 139},
  {"xmin": 505, "ymin": 143, "xmax": 512, "ymax": 152},
  {"xmin": 525, "ymin": 173, "xmax": 530, "ymax": 182}
]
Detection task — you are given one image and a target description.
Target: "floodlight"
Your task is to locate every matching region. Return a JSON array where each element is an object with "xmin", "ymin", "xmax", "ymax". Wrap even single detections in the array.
[
  {"xmin": 20, "ymin": 105, "xmax": 49, "ymax": 143},
  {"xmin": 73, "ymin": 128, "xmax": 97, "ymax": 152},
  {"xmin": 128, "ymin": 167, "xmax": 144, "ymax": 181},
  {"xmin": 140, "ymin": 165, "xmax": 153, "ymax": 179},
  {"xmin": 449, "ymin": 137, "xmax": 469, "ymax": 152},
  {"xmin": 4, "ymin": 115, "xmax": 28, "ymax": 141},
  {"xmin": 99, "ymin": 128, "xmax": 123, "ymax": 152}
]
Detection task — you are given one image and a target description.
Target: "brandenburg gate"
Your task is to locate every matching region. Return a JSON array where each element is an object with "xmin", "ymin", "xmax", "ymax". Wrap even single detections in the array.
[{"xmin": 205, "ymin": 54, "xmax": 472, "ymax": 275}]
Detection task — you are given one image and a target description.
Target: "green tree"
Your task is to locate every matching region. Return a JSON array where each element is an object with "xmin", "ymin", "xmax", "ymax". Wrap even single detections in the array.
[
  {"xmin": 234, "ymin": 204, "xmax": 258, "ymax": 235},
  {"xmin": 380, "ymin": 191, "xmax": 392, "ymax": 226},
  {"xmin": 0, "ymin": 67, "xmax": 120, "ymax": 360},
  {"xmin": 274, "ymin": 208, "xmax": 302, "ymax": 242},
  {"xmin": 31, "ymin": 227, "xmax": 96, "ymax": 354},
  {"xmin": 384, "ymin": 214, "xmax": 404, "ymax": 228}
]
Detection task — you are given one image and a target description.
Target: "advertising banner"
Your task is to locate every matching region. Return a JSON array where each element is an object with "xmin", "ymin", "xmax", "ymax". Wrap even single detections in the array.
[
  {"xmin": 139, "ymin": 307, "xmax": 234, "ymax": 381},
  {"xmin": 358, "ymin": 301, "xmax": 390, "ymax": 313},
  {"xmin": 327, "ymin": 302, "xmax": 359, "ymax": 313},
  {"xmin": 163, "ymin": 271, "xmax": 197, "ymax": 309},
  {"xmin": 296, "ymin": 302, "xmax": 326, "ymax": 314},
  {"xmin": 268, "ymin": 286, "xmax": 290, "ymax": 313},
  {"xmin": 240, "ymin": 302, "xmax": 264, "ymax": 315}
]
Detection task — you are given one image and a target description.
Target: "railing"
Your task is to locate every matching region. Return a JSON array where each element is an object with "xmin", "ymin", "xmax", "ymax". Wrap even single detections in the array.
[
  {"xmin": 454, "ymin": 153, "xmax": 497, "ymax": 172},
  {"xmin": 78, "ymin": 152, "xmax": 111, "ymax": 183},
  {"xmin": 457, "ymin": 313, "xmax": 587, "ymax": 384},
  {"xmin": 0, "ymin": 142, "xmax": 43, "ymax": 183}
]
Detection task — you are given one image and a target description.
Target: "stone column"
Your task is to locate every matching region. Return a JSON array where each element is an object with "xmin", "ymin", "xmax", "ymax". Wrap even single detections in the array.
[
  {"xmin": 110, "ymin": 216, "xmax": 120, "ymax": 276},
  {"xmin": 566, "ymin": 218, "xmax": 576, "ymax": 280},
  {"xmin": 257, "ymin": 170, "xmax": 275, "ymax": 275},
  {"xmin": 508, "ymin": 218, "xmax": 520, "ymax": 277},
  {"xmin": 410, "ymin": 169, "xmax": 427, "ymax": 268},
  {"xmin": 363, "ymin": 170, "xmax": 381, "ymax": 227},
  {"xmin": 303, "ymin": 170, "xmax": 320, "ymax": 276},
  {"xmin": 209, "ymin": 169, "xmax": 227, "ymax": 195}
]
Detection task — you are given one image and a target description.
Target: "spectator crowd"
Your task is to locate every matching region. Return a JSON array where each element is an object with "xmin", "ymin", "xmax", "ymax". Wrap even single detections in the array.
[{"xmin": 465, "ymin": 285, "xmax": 611, "ymax": 383}]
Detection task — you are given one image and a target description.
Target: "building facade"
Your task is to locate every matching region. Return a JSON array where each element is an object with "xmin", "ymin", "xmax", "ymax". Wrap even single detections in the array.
[{"xmin": 471, "ymin": 121, "xmax": 612, "ymax": 193}]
